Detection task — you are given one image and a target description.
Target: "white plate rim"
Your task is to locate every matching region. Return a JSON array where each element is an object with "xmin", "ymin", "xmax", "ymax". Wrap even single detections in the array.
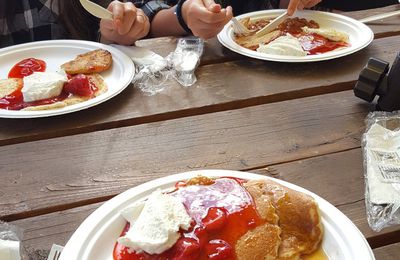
[
  {"xmin": 0, "ymin": 40, "xmax": 135, "ymax": 118},
  {"xmin": 60, "ymin": 169, "xmax": 375, "ymax": 260},
  {"xmin": 217, "ymin": 9, "xmax": 374, "ymax": 63}
]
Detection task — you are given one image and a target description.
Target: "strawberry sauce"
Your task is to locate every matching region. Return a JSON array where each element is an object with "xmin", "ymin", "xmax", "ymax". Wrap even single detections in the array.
[
  {"xmin": 299, "ymin": 33, "xmax": 349, "ymax": 55},
  {"xmin": 113, "ymin": 178, "xmax": 263, "ymax": 260},
  {"xmin": 0, "ymin": 86, "xmax": 70, "ymax": 110},
  {"xmin": 8, "ymin": 58, "xmax": 46, "ymax": 78},
  {"xmin": 2, "ymin": 57, "xmax": 97, "ymax": 110}
]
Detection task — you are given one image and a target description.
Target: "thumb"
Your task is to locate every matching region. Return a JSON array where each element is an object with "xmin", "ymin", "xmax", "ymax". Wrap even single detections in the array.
[{"xmin": 202, "ymin": 0, "xmax": 221, "ymax": 13}]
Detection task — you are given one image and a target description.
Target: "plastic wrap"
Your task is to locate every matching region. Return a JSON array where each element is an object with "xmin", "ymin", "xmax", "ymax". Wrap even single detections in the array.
[
  {"xmin": 111, "ymin": 44, "xmax": 170, "ymax": 96},
  {"xmin": 0, "ymin": 221, "xmax": 22, "ymax": 260},
  {"xmin": 363, "ymin": 111, "xmax": 400, "ymax": 231},
  {"xmin": 114, "ymin": 37, "xmax": 204, "ymax": 95},
  {"xmin": 167, "ymin": 37, "xmax": 204, "ymax": 87}
]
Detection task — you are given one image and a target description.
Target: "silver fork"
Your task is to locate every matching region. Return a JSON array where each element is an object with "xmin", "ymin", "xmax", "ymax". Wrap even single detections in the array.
[
  {"xmin": 231, "ymin": 17, "xmax": 251, "ymax": 35},
  {"xmin": 47, "ymin": 244, "xmax": 64, "ymax": 260}
]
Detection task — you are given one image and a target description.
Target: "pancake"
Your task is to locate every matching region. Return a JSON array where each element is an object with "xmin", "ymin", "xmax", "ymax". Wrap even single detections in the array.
[
  {"xmin": 183, "ymin": 176, "xmax": 323, "ymax": 259},
  {"xmin": 22, "ymin": 73, "xmax": 107, "ymax": 111},
  {"xmin": 236, "ymin": 224, "xmax": 281, "ymax": 260},
  {"xmin": 0, "ymin": 78, "xmax": 22, "ymax": 98},
  {"xmin": 244, "ymin": 179, "xmax": 323, "ymax": 259},
  {"xmin": 61, "ymin": 49, "xmax": 112, "ymax": 75}
]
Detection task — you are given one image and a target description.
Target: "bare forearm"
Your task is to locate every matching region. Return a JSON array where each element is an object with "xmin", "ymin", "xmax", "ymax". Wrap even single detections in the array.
[{"xmin": 149, "ymin": 6, "xmax": 187, "ymax": 37}]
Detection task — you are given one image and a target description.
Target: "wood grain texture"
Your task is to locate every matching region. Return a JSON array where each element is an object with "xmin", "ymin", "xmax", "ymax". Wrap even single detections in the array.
[
  {"xmin": 0, "ymin": 35, "xmax": 397, "ymax": 146},
  {"xmin": 10, "ymin": 149, "xmax": 400, "ymax": 258},
  {"xmin": 250, "ymin": 149, "xmax": 400, "ymax": 249},
  {"xmin": 135, "ymin": 37, "xmax": 243, "ymax": 66},
  {"xmin": 374, "ymin": 243, "xmax": 400, "ymax": 260},
  {"xmin": 13, "ymin": 203, "xmax": 101, "ymax": 260},
  {"xmin": 0, "ymin": 91, "xmax": 369, "ymax": 220},
  {"xmin": 342, "ymin": 5, "xmax": 400, "ymax": 39}
]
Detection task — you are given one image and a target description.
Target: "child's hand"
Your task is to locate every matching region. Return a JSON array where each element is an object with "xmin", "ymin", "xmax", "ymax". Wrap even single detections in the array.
[
  {"xmin": 182, "ymin": 0, "xmax": 233, "ymax": 39},
  {"xmin": 100, "ymin": 1, "xmax": 150, "ymax": 45},
  {"xmin": 287, "ymin": 0, "xmax": 322, "ymax": 16}
]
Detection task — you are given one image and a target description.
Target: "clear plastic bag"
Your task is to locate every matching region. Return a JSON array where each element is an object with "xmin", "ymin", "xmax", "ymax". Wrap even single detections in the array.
[
  {"xmin": 0, "ymin": 221, "xmax": 22, "ymax": 260},
  {"xmin": 114, "ymin": 37, "xmax": 204, "ymax": 95},
  {"xmin": 167, "ymin": 37, "xmax": 204, "ymax": 87},
  {"xmin": 363, "ymin": 111, "xmax": 400, "ymax": 231}
]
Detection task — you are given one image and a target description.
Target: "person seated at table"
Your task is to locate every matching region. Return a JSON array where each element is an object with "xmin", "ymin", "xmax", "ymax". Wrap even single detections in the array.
[
  {"xmin": 0, "ymin": 0, "xmax": 150, "ymax": 48},
  {"xmin": 135, "ymin": 0, "xmax": 399, "ymax": 39},
  {"xmin": 136, "ymin": 0, "xmax": 323, "ymax": 39}
]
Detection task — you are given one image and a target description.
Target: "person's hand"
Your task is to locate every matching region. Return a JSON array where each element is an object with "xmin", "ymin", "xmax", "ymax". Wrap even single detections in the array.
[
  {"xmin": 182, "ymin": 0, "xmax": 233, "ymax": 39},
  {"xmin": 287, "ymin": 0, "xmax": 322, "ymax": 16},
  {"xmin": 100, "ymin": 1, "xmax": 150, "ymax": 45}
]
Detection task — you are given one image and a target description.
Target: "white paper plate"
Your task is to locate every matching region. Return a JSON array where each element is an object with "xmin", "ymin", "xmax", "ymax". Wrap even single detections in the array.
[
  {"xmin": 0, "ymin": 40, "xmax": 135, "ymax": 118},
  {"xmin": 60, "ymin": 169, "xmax": 374, "ymax": 260},
  {"xmin": 217, "ymin": 10, "xmax": 374, "ymax": 62}
]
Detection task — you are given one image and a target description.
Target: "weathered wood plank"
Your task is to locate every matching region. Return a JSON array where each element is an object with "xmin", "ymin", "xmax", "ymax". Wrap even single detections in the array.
[
  {"xmin": 250, "ymin": 149, "xmax": 400, "ymax": 249},
  {"xmin": 342, "ymin": 5, "xmax": 400, "ymax": 39},
  {"xmin": 0, "ymin": 91, "xmax": 370, "ymax": 220},
  {"xmin": 136, "ymin": 37, "xmax": 243, "ymax": 66},
  {"xmin": 374, "ymin": 242, "xmax": 400, "ymax": 260},
  {"xmin": 0, "ymin": 34, "xmax": 397, "ymax": 146},
  {"xmin": 11, "ymin": 149, "xmax": 400, "ymax": 259},
  {"xmin": 13, "ymin": 203, "xmax": 101, "ymax": 260}
]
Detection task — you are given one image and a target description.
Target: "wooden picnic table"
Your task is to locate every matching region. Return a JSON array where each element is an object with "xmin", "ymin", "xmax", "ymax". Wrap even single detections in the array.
[{"xmin": 1, "ymin": 4, "xmax": 400, "ymax": 260}]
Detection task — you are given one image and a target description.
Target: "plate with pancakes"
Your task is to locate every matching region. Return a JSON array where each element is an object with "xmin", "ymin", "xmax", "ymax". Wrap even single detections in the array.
[
  {"xmin": 0, "ymin": 40, "xmax": 135, "ymax": 118},
  {"xmin": 60, "ymin": 169, "xmax": 374, "ymax": 260},
  {"xmin": 218, "ymin": 10, "xmax": 374, "ymax": 62}
]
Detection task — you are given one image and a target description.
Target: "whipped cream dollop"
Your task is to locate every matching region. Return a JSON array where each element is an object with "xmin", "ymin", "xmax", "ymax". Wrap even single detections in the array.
[
  {"xmin": 257, "ymin": 34, "xmax": 307, "ymax": 56},
  {"xmin": 302, "ymin": 27, "xmax": 349, "ymax": 42},
  {"xmin": 118, "ymin": 190, "xmax": 192, "ymax": 255},
  {"xmin": 22, "ymin": 71, "xmax": 68, "ymax": 102}
]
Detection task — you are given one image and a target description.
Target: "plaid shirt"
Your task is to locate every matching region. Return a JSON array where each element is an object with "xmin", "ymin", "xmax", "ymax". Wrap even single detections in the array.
[
  {"xmin": 0, "ymin": 0, "xmax": 67, "ymax": 48},
  {"xmin": 132, "ymin": 0, "xmax": 281, "ymax": 21},
  {"xmin": 0, "ymin": 0, "xmax": 114, "ymax": 48}
]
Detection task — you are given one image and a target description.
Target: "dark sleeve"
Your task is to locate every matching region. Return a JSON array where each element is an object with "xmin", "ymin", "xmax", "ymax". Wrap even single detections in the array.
[
  {"xmin": 130, "ymin": 0, "xmax": 178, "ymax": 21},
  {"xmin": 320, "ymin": 0, "xmax": 398, "ymax": 11}
]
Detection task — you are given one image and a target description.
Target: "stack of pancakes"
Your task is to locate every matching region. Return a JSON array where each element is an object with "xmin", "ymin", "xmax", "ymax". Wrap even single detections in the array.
[{"xmin": 188, "ymin": 177, "xmax": 323, "ymax": 260}]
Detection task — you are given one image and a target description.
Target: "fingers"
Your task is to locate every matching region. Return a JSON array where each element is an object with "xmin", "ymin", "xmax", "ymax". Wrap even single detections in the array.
[
  {"xmin": 117, "ymin": 2, "xmax": 137, "ymax": 35},
  {"xmin": 182, "ymin": 0, "xmax": 232, "ymax": 39},
  {"xmin": 126, "ymin": 12, "xmax": 150, "ymax": 42},
  {"xmin": 287, "ymin": 0, "xmax": 321, "ymax": 15},
  {"xmin": 195, "ymin": 7, "xmax": 229, "ymax": 24},
  {"xmin": 226, "ymin": 6, "xmax": 233, "ymax": 20},
  {"xmin": 297, "ymin": 1, "xmax": 304, "ymax": 11},
  {"xmin": 108, "ymin": 1, "xmax": 137, "ymax": 35},
  {"xmin": 202, "ymin": 0, "xmax": 221, "ymax": 13},
  {"xmin": 100, "ymin": 1, "xmax": 150, "ymax": 45},
  {"xmin": 287, "ymin": 0, "xmax": 300, "ymax": 16}
]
